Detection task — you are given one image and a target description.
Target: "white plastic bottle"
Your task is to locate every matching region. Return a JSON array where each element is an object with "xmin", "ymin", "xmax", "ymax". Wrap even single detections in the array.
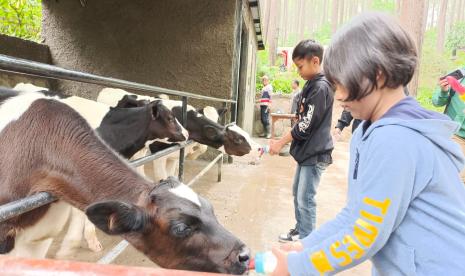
[{"xmin": 253, "ymin": 251, "xmax": 277, "ymax": 274}]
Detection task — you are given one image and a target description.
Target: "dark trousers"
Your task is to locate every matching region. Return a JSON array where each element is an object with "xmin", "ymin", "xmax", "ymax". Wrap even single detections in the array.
[{"xmin": 260, "ymin": 106, "xmax": 270, "ymax": 128}]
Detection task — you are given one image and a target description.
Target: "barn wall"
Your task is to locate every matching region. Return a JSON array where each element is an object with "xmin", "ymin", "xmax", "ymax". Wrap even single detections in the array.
[
  {"xmin": 0, "ymin": 34, "xmax": 53, "ymax": 89},
  {"xmin": 41, "ymin": 0, "xmax": 237, "ymax": 109}
]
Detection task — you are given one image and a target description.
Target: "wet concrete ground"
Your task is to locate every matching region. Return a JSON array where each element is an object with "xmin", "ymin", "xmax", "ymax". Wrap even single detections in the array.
[{"xmin": 46, "ymin": 137, "xmax": 371, "ymax": 275}]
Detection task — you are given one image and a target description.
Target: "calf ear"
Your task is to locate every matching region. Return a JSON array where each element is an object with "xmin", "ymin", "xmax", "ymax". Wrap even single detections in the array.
[
  {"xmin": 116, "ymin": 95, "xmax": 139, "ymax": 108},
  {"xmin": 196, "ymin": 108, "xmax": 205, "ymax": 115},
  {"xmin": 203, "ymin": 125, "xmax": 223, "ymax": 140},
  {"xmin": 85, "ymin": 201, "xmax": 150, "ymax": 235},
  {"xmin": 151, "ymin": 102, "xmax": 160, "ymax": 119}
]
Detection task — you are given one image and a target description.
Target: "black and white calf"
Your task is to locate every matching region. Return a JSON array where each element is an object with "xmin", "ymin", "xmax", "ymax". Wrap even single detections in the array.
[
  {"xmin": 12, "ymin": 83, "xmax": 189, "ymax": 257},
  {"xmin": 0, "ymin": 87, "xmax": 250, "ymax": 273},
  {"xmin": 98, "ymin": 88, "xmax": 262, "ymax": 159}
]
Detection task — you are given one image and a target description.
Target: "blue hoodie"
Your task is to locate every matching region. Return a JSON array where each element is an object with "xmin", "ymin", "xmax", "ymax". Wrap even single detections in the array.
[{"xmin": 287, "ymin": 97, "xmax": 465, "ymax": 275}]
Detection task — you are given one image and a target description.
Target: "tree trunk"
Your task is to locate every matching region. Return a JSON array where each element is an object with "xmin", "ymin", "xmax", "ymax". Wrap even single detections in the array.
[
  {"xmin": 268, "ymin": 0, "xmax": 281, "ymax": 66},
  {"xmin": 308, "ymin": 0, "xmax": 316, "ymax": 36},
  {"xmin": 459, "ymin": 0, "xmax": 465, "ymax": 22},
  {"xmin": 281, "ymin": 0, "xmax": 288, "ymax": 45},
  {"xmin": 449, "ymin": 0, "xmax": 457, "ymax": 29},
  {"xmin": 339, "ymin": 0, "xmax": 345, "ymax": 26},
  {"xmin": 332, "ymin": 0, "xmax": 339, "ymax": 33},
  {"xmin": 299, "ymin": 0, "xmax": 306, "ymax": 40},
  {"xmin": 399, "ymin": 0, "xmax": 427, "ymax": 97},
  {"xmin": 423, "ymin": 0, "xmax": 430, "ymax": 31},
  {"xmin": 430, "ymin": 0, "xmax": 436, "ymax": 29},
  {"xmin": 396, "ymin": 0, "xmax": 402, "ymax": 15},
  {"xmin": 436, "ymin": 0, "xmax": 448, "ymax": 52},
  {"xmin": 293, "ymin": 0, "xmax": 301, "ymax": 45},
  {"xmin": 321, "ymin": 0, "xmax": 328, "ymax": 28},
  {"xmin": 264, "ymin": 0, "xmax": 272, "ymax": 44}
]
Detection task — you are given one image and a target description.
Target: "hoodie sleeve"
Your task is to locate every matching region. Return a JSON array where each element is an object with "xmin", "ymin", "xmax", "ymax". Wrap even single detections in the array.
[
  {"xmin": 287, "ymin": 129, "xmax": 417, "ymax": 275},
  {"xmin": 335, "ymin": 110, "xmax": 354, "ymax": 131},
  {"xmin": 291, "ymin": 85, "xmax": 330, "ymax": 141},
  {"xmin": 432, "ymin": 86, "xmax": 450, "ymax": 107}
]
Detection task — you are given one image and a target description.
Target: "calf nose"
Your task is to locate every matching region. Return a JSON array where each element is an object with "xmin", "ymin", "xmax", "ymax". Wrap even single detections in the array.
[{"xmin": 238, "ymin": 249, "xmax": 250, "ymax": 263}]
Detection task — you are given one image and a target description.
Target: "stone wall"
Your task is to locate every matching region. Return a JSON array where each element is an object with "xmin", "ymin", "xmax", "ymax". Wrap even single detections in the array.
[{"xmin": 0, "ymin": 34, "xmax": 53, "ymax": 89}]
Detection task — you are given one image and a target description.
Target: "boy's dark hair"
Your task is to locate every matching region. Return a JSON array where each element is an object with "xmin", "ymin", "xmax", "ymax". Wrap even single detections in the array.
[
  {"xmin": 324, "ymin": 12, "xmax": 417, "ymax": 101},
  {"xmin": 293, "ymin": 79, "xmax": 300, "ymax": 86},
  {"xmin": 292, "ymin": 39, "xmax": 324, "ymax": 63}
]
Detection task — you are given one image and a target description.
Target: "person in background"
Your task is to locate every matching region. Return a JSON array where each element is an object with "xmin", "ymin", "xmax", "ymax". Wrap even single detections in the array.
[
  {"xmin": 333, "ymin": 87, "xmax": 409, "ymax": 142},
  {"xmin": 259, "ymin": 75, "xmax": 273, "ymax": 139},
  {"xmin": 269, "ymin": 39, "xmax": 334, "ymax": 244},
  {"xmin": 432, "ymin": 66, "xmax": 465, "ymax": 182},
  {"xmin": 290, "ymin": 79, "xmax": 301, "ymax": 127}
]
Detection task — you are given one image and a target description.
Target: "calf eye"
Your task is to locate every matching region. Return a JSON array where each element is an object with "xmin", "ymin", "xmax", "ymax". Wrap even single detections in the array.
[
  {"xmin": 233, "ymin": 138, "xmax": 243, "ymax": 144},
  {"xmin": 171, "ymin": 223, "xmax": 192, "ymax": 238}
]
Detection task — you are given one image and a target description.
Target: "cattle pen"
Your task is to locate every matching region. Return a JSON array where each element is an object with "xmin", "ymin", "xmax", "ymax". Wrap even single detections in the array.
[{"xmin": 0, "ymin": 54, "xmax": 237, "ymax": 272}]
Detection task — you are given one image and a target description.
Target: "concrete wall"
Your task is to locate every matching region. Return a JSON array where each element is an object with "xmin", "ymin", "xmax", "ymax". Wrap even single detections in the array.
[
  {"xmin": 235, "ymin": 1, "xmax": 259, "ymax": 134},
  {"xmin": 0, "ymin": 34, "xmax": 53, "ymax": 89},
  {"xmin": 253, "ymin": 94, "xmax": 294, "ymax": 137},
  {"xmin": 41, "ymin": 0, "xmax": 237, "ymax": 109}
]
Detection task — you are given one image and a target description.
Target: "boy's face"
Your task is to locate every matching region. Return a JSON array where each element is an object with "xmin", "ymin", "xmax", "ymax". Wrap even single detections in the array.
[
  {"xmin": 334, "ymin": 84, "xmax": 382, "ymax": 121},
  {"xmin": 291, "ymin": 82, "xmax": 298, "ymax": 90},
  {"xmin": 293, "ymin": 57, "xmax": 320, "ymax": 80}
]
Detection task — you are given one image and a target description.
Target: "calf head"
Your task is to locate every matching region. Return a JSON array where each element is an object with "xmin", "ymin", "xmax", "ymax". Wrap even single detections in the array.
[
  {"xmin": 147, "ymin": 100, "xmax": 188, "ymax": 142},
  {"xmin": 221, "ymin": 123, "xmax": 262, "ymax": 158},
  {"xmin": 86, "ymin": 177, "xmax": 249, "ymax": 274}
]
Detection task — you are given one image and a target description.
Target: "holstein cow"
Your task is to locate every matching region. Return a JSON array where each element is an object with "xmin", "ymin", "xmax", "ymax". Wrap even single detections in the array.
[
  {"xmin": 97, "ymin": 88, "xmax": 262, "ymax": 182},
  {"xmin": 0, "ymin": 87, "xmax": 250, "ymax": 274},
  {"xmin": 12, "ymin": 83, "xmax": 188, "ymax": 257}
]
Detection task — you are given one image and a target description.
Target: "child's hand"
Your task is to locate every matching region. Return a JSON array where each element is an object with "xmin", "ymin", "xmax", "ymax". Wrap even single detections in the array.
[
  {"xmin": 280, "ymin": 241, "xmax": 304, "ymax": 252},
  {"xmin": 270, "ymin": 246, "xmax": 290, "ymax": 276},
  {"xmin": 269, "ymin": 139, "xmax": 283, "ymax": 155},
  {"xmin": 439, "ymin": 78, "xmax": 450, "ymax": 92}
]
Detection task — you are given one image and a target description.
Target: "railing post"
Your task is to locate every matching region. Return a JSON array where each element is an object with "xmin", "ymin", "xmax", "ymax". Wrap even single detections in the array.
[
  {"xmin": 217, "ymin": 153, "xmax": 223, "ymax": 182},
  {"xmin": 178, "ymin": 96, "xmax": 188, "ymax": 181}
]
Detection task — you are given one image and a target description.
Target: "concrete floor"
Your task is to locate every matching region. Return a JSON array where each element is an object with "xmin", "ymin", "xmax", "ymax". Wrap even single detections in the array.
[{"xmin": 46, "ymin": 137, "xmax": 371, "ymax": 275}]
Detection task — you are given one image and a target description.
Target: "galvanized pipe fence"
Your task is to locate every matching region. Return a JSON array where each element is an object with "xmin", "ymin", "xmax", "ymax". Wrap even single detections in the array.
[{"xmin": 0, "ymin": 54, "xmax": 235, "ymax": 264}]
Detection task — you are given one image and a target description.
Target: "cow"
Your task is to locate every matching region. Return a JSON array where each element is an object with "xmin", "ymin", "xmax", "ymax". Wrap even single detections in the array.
[
  {"xmin": 12, "ymin": 83, "xmax": 189, "ymax": 257},
  {"xmin": 0, "ymin": 87, "xmax": 250, "ymax": 274},
  {"xmin": 97, "ymin": 88, "xmax": 263, "ymax": 181}
]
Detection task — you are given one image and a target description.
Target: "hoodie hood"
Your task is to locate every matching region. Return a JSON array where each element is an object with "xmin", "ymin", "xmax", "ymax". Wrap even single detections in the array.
[{"xmin": 358, "ymin": 96, "xmax": 465, "ymax": 171}]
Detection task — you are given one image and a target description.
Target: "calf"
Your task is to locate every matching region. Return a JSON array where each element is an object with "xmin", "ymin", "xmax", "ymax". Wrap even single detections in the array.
[
  {"xmin": 12, "ymin": 83, "xmax": 188, "ymax": 256},
  {"xmin": 0, "ymin": 87, "xmax": 250, "ymax": 274},
  {"xmin": 97, "ymin": 88, "xmax": 262, "ymax": 158}
]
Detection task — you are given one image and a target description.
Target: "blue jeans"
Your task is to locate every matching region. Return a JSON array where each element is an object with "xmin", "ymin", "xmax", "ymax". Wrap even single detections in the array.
[{"xmin": 292, "ymin": 163, "xmax": 327, "ymax": 238}]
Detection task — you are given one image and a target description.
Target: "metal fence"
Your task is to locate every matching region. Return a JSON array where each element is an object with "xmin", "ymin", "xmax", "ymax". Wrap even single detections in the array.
[{"xmin": 0, "ymin": 54, "xmax": 235, "ymax": 264}]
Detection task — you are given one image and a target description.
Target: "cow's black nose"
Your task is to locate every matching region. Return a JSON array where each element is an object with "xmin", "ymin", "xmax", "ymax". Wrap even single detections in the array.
[{"xmin": 238, "ymin": 251, "xmax": 250, "ymax": 263}]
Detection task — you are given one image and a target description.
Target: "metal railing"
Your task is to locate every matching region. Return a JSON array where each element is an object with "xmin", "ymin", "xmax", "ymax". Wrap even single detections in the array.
[{"xmin": 0, "ymin": 54, "xmax": 235, "ymax": 264}]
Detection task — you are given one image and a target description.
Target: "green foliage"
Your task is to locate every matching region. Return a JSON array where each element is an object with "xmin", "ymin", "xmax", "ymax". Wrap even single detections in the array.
[
  {"xmin": 370, "ymin": 0, "xmax": 396, "ymax": 12},
  {"xmin": 313, "ymin": 23, "xmax": 332, "ymax": 46},
  {"xmin": 0, "ymin": 0, "xmax": 42, "ymax": 42},
  {"xmin": 446, "ymin": 22, "xmax": 465, "ymax": 53}
]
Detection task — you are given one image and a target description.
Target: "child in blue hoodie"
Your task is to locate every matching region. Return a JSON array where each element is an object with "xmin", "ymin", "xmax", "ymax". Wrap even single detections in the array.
[{"xmin": 269, "ymin": 12, "xmax": 465, "ymax": 276}]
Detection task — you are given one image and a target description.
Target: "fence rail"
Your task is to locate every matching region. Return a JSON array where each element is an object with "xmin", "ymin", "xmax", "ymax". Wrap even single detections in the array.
[{"xmin": 0, "ymin": 54, "xmax": 234, "ymax": 265}]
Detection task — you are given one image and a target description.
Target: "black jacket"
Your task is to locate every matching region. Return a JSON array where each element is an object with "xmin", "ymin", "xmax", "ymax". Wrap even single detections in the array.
[
  {"xmin": 290, "ymin": 73, "xmax": 334, "ymax": 165},
  {"xmin": 335, "ymin": 110, "xmax": 362, "ymax": 133}
]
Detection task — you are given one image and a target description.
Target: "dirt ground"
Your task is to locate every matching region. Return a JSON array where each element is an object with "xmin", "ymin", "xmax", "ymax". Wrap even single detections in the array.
[{"xmin": 46, "ymin": 102, "xmax": 371, "ymax": 274}]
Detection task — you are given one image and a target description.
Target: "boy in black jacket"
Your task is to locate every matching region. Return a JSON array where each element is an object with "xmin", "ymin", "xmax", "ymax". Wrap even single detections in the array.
[{"xmin": 269, "ymin": 39, "xmax": 334, "ymax": 242}]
